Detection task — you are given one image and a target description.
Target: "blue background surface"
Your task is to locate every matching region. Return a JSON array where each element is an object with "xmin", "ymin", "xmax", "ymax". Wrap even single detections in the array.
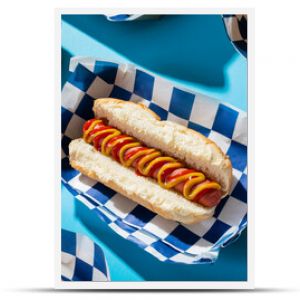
[{"xmin": 61, "ymin": 14, "xmax": 247, "ymax": 281}]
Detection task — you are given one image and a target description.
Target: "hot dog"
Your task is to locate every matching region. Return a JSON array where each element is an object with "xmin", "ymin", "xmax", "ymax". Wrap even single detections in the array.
[
  {"xmin": 82, "ymin": 118, "xmax": 222, "ymax": 208},
  {"xmin": 69, "ymin": 98, "xmax": 233, "ymax": 224}
]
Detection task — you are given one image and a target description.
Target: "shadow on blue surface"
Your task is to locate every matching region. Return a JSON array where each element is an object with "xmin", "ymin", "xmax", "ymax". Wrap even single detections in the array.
[
  {"xmin": 61, "ymin": 48, "xmax": 72, "ymax": 88},
  {"xmin": 75, "ymin": 200, "xmax": 247, "ymax": 281},
  {"xmin": 61, "ymin": 14, "xmax": 236, "ymax": 88}
]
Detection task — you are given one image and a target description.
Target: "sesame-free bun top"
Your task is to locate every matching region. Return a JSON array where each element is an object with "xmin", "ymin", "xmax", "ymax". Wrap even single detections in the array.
[{"xmin": 93, "ymin": 98, "xmax": 233, "ymax": 195}]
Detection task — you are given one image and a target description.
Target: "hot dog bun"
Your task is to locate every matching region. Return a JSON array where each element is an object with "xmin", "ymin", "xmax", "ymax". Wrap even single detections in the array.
[
  {"xmin": 68, "ymin": 98, "xmax": 233, "ymax": 224},
  {"xmin": 93, "ymin": 98, "xmax": 232, "ymax": 195},
  {"xmin": 69, "ymin": 138, "xmax": 214, "ymax": 224}
]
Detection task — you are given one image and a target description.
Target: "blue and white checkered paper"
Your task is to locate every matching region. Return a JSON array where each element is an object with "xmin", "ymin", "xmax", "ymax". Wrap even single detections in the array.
[
  {"xmin": 223, "ymin": 14, "xmax": 247, "ymax": 58},
  {"xmin": 61, "ymin": 229, "xmax": 110, "ymax": 281},
  {"xmin": 61, "ymin": 57, "xmax": 247, "ymax": 264},
  {"xmin": 106, "ymin": 14, "xmax": 144, "ymax": 22}
]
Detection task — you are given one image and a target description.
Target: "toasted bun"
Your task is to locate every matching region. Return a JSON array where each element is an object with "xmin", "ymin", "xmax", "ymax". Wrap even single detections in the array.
[
  {"xmin": 93, "ymin": 98, "xmax": 233, "ymax": 195},
  {"xmin": 69, "ymin": 138, "xmax": 214, "ymax": 224}
]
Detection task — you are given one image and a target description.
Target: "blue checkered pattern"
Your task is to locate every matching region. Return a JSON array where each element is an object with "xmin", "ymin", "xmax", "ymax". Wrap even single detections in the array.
[
  {"xmin": 61, "ymin": 229, "xmax": 110, "ymax": 281},
  {"xmin": 106, "ymin": 14, "xmax": 143, "ymax": 22},
  {"xmin": 223, "ymin": 14, "xmax": 247, "ymax": 57},
  {"xmin": 61, "ymin": 57, "xmax": 248, "ymax": 264}
]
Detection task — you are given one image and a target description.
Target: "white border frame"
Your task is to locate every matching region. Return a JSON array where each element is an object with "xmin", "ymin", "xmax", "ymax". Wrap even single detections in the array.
[{"xmin": 55, "ymin": 7, "xmax": 254, "ymax": 289}]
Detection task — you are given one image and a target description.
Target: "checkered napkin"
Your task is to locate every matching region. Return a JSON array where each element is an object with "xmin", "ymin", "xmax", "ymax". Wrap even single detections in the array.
[
  {"xmin": 61, "ymin": 229, "xmax": 110, "ymax": 281},
  {"xmin": 223, "ymin": 15, "xmax": 247, "ymax": 57},
  {"xmin": 61, "ymin": 57, "xmax": 247, "ymax": 264},
  {"xmin": 106, "ymin": 14, "xmax": 143, "ymax": 22}
]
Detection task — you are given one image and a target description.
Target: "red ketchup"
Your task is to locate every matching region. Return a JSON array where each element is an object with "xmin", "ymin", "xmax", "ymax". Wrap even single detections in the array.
[{"xmin": 82, "ymin": 119, "xmax": 222, "ymax": 207}]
